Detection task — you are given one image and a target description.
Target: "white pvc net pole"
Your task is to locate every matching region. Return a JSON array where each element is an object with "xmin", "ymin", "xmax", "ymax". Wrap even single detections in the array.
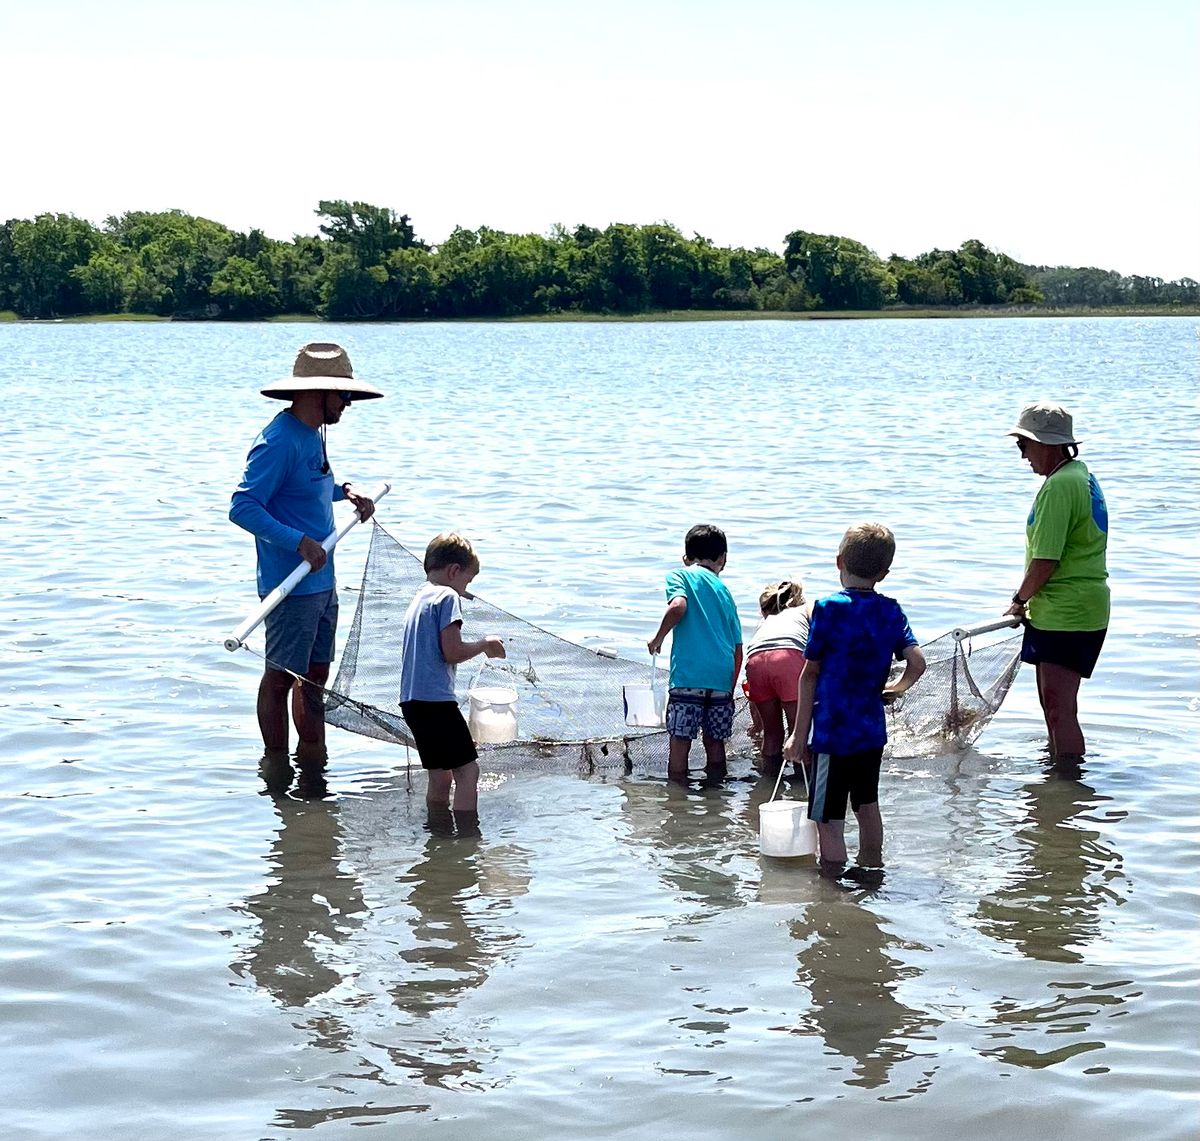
[
  {"xmin": 952, "ymin": 616, "xmax": 1021, "ymax": 642},
  {"xmin": 223, "ymin": 480, "xmax": 391, "ymax": 652}
]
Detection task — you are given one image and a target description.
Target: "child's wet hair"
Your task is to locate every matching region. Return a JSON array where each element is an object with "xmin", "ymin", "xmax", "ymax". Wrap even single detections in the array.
[
  {"xmin": 424, "ymin": 532, "xmax": 480, "ymax": 574},
  {"xmin": 684, "ymin": 524, "xmax": 727, "ymax": 562},
  {"xmin": 838, "ymin": 522, "xmax": 895, "ymax": 579},
  {"xmin": 759, "ymin": 579, "xmax": 806, "ymax": 616}
]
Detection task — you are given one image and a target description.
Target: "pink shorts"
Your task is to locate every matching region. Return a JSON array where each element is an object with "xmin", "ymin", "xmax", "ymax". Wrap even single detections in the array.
[{"xmin": 744, "ymin": 648, "xmax": 805, "ymax": 704}]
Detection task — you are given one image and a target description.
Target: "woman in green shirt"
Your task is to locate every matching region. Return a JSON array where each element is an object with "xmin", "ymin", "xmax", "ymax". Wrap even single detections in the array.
[{"xmin": 1004, "ymin": 401, "xmax": 1110, "ymax": 764}]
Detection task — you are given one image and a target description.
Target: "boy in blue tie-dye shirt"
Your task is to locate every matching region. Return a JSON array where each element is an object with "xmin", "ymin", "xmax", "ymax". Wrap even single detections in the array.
[{"xmin": 784, "ymin": 522, "xmax": 926, "ymax": 875}]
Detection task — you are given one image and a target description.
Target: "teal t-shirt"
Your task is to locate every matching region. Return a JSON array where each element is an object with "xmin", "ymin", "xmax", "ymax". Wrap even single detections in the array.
[
  {"xmin": 1026, "ymin": 459, "xmax": 1110, "ymax": 631},
  {"xmin": 665, "ymin": 565, "xmax": 743, "ymax": 691}
]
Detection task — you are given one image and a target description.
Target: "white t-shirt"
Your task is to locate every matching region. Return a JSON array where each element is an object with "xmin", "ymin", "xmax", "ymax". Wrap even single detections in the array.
[
  {"xmin": 399, "ymin": 582, "xmax": 462, "ymax": 702},
  {"xmin": 745, "ymin": 607, "xmax": 810, "ymax": 657}
]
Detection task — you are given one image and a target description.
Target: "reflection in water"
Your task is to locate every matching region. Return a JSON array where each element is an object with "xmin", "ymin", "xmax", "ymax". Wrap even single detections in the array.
[
  {"xmin": 234, "ymin": 752, "xmax": 534, "ymax": 1119},
  {"xmin": 386, "ymin": 808, "xmax": 532, "ymax": 1088},
  {"xmin": 973, "ymin": 761, "xmax": 1132, "ymax": 1070},
  {"xmin": 618, "ymin": 779, "xmax": 753, "ymax": 920},
  {"xmin": 791, "ymin": 888, "xmax": 939, "ymax": 1090},
  {"xmin": 391, "ymin": 808, "xmax": 527, "ymax": 1015},
  {"xmin": 975, "ymin": 763, "xmax": 1126, "ymax": 964},
  {"xmin": 235, "ymin": 749, "xmax": 366, "ymax": 1008},
  {"xmin": 982, "ymin": 978, "xmax": 1134, "ymax": 1070}
]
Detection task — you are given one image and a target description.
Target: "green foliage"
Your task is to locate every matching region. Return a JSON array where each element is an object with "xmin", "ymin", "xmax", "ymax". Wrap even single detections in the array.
[
  {"xmin": 434, "ymin": 227, "xmax": 561, "ymax": 317},
  {"xmin": 316, "ymin": 200, "xmax": 428, "ymax": 318},
  {"xmin": 0, "ymin": 201, "xmax": 1188, "ymax": 321},
  {"xmin": 1028, "ymin": 265, "xmax": 1198, "ymax": 308},
  {"xmin": 72, "ymin": 242, "xmax": 134, "ymax": 313},
  {"xmin": 784, "ymin": 231, "xmax": 893, "ymax": 310},
  {"xmin": 210, "ymin": 256, "xmax": 280, "ymax": 319},
  {"xmin": 897, "ymin": 239, "xmax": 1043, "ymax": 306},
  {"xmin": 3, "ymin": 213, "xmax": 103, "ymax": 317}
]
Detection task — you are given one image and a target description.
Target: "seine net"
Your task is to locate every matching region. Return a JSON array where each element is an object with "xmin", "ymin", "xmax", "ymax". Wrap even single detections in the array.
[
  {"xmin": 325, "ymin": 523, "xmax": 1022, "ymax": 772},
  {"xmin": 884, "ymin": 628, "xmax": 1024, "ymax": 756}
]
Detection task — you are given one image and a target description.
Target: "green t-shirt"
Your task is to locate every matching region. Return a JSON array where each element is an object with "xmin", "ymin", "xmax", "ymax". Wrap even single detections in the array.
[{"xmin": 1026, "ymin": 459, "xmax": 1110, "ymax": 631}]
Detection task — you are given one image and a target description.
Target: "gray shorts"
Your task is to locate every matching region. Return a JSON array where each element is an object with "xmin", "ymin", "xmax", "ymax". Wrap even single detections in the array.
[
  {"xmin": 264, "ymin": 589, "xmax": 338, "ymax": 676},
  {"xmin": 666, "ymin": 688, "xmax": 735, "ymax": 741}
]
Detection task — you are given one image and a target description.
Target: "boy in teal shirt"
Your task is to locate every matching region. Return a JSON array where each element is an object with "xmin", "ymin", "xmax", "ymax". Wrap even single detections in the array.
[{"xmin": 648, "ymin": 525, "xmax": 744, "ymax": 783}]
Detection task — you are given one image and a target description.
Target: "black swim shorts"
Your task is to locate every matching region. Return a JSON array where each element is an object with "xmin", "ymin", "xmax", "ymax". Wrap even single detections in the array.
[
  {"xmin": 400, "ymin": 700, "xmax": 479, "ymax": 771},
  {"xmin": 1021, "ymin": 625, "xmax": 1107, "ymax": 679},
  {"xmin": 808, "ymin": 747, "xmax": 884, "ymax": 823}
]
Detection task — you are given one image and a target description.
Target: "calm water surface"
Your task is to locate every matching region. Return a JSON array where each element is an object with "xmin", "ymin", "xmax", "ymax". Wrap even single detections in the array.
[{"xmin": 2, "ymin": 317, "xmax": 1197, "ymax": 1139}]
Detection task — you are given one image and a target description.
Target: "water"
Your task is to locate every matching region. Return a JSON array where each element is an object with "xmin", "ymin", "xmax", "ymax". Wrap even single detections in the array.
[{"xmin": 2, "ymin": 316, "xmax": 1197, "ymax": 1139}]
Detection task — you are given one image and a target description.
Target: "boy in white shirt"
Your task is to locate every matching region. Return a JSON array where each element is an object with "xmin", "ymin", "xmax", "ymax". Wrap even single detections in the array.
[{"xmin": 400, "ymin": 533, "xmax": 506, "ymax": 811}]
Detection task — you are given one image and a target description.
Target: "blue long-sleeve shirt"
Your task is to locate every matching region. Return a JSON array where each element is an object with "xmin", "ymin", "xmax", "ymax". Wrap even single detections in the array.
[{"xmin": 229, "ymin": 410, "xmax": 346, "ymax": 598}]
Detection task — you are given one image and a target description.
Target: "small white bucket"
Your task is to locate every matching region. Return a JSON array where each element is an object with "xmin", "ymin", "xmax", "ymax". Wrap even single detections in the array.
[
  {"xmin": 624, "ymin": 654, "xmax": 666, "ymax": 728},
  {"xmin": 467, "ymin": 685, "xmax": 519, "ymax": 744},
  {"xmin": 623, "ymin": 682, "xmax": 666, "ymax": 727},
  {"xmin": 759, "ymin": 800, "xmax": 818, "ymax": 858}
]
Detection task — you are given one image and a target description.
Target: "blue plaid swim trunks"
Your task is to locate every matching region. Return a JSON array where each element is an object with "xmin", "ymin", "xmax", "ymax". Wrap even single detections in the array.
[{"xmin": 666, "ymin": 687, "xmax": 735, "ymax": 741}]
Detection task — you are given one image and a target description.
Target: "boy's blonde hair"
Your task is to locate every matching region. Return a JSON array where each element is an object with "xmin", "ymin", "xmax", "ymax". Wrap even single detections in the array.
[
  {"xmin": 758, "ymin": 578, "xmax": 806, "ymax": 616},
  {"xmin": 838, "ymin": 522, "xmax": 895, "ymax": 579},
  {"xmin": 423, "ymin": 532, "xmax": 480, "ymax": 574}
]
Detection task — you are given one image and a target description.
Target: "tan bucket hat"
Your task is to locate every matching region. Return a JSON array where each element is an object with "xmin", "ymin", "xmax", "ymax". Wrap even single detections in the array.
[
  {"xmin": 1007, "ymin": 400, "xmax": 1078, "ymax": 445},
  {"xmin": 260, "ymin": 342, "xmax": 384, "ymax": 400}
]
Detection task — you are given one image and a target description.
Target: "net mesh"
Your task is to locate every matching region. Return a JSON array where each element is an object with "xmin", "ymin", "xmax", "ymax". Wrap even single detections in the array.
[{"xmin": 326, "ymin": 523, "xmax": 1022, "ymax": 773}]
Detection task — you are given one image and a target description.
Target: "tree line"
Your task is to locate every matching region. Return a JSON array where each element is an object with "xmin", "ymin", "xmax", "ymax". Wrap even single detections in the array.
[{"xmin": 1, "ymin": 202, "xmax": 1195, "ymax": 320}]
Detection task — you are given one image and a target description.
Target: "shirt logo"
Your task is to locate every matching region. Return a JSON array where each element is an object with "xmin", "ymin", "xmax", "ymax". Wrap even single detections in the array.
[{"xmin": 1090, "ymin": 476, "xmax": 1108, "ymax": 533}]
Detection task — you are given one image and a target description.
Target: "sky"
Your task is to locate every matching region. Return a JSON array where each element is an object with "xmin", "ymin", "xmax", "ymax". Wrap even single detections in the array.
[{"xmin": 4, "ymin": 0, "xmax": 1197, "ymax": 279}]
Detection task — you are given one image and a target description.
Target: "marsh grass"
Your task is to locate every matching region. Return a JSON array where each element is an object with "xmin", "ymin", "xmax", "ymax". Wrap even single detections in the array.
[
  {"xmin": 63, "ymin": 312, "xmax": 169, "ymax": 323},
  {"xmin": 9, "ymin": 305, "xmax": 1197, "ymax": 325}
]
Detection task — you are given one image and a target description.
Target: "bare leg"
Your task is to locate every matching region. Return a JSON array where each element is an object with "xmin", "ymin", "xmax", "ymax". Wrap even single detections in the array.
[
  {"xmin": 293, "ymin": 661, "xmax": 330, "ymax": 746},
  {"xmin": 257, "ymin": 668, "xmax": 293, "ymax": 751},
  {"xmin": 258, "ymin": 746, "xmax": 293, "ymax": 796},
  {"xmin": 667, "ymin": 735, "xmax": 692, "ymax": 783},
  {"xmin": 425, "ymin": 804, "xmax": 456, "ymax": 836},
  {"xmin": 292, "ymin": 741, "xmax": 329, "ymax": 799},
  {"xmin": 816, "ymin": 820, "xmax": 848, "ymax": 870},
  {"xmin": 701, "ymin": 734, "xmax": 728, "ymax": 781},
  {"xmin": 426, "ymin": 769, "xmax": 453, "ymax": 808},
  {"xmin": 755, "ymin": 698, "xmax": 785, "ymax": 776},
  {"xmin": 453, "ymin": 809, "xmax": 481, "ymax": 838},
  {"xmin": 854, "ymin": 802, "xmax": 883, "ymax": 867},
  {"xmin": 1036, "ymin": 662, "xmax": 1086, "ymax": 757},
  {"xmin": 451, "ymin": 760, "xmax": 480, "ymax": 812},
  {"xmin": 748, "ymin": 701, "xmax": 764, "ymax": 759},
  {"xmin": 776, "ymin": 699, "xmax": 804, "ymax": 779}
]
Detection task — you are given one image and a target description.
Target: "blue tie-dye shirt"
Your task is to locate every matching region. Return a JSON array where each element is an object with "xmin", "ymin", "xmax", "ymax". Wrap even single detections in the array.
[{"xmin": 805, "ymin": 588, "xmax": 917, "ymax": 754}]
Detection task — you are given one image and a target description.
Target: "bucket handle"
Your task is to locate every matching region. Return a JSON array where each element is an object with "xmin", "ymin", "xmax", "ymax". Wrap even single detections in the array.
[
  {"xmin": 649, "ymin": 653, "xmax": 663, "ymax": 691},
  {"xmin": 468, "ymin": 655, "xmax": 510, "ymax": 694},
  {"xmin": 767, "ymin": 738, "xmax": 811, "ymax": 804}
]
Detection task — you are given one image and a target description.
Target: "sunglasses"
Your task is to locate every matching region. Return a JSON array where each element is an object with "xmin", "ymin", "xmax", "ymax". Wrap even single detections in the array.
[
  {"xmin": 337, "ymin": 391, "xmax": 353, "ymax": 404},
  {"xmin": 1015, "ymin": 437, "xmax": 1028, "ymax": 454}
]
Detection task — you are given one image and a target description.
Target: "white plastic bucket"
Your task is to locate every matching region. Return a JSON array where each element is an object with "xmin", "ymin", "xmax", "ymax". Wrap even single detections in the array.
[
  {"xmin": 759, "ymin": 800, "xmax": 818, "ymax": 858},
  {"xmin": 624, "ymin": 655, "xmax": 666, "ymax": 728},
  {"xmin": 623, "ymin": 683, "xmax": 666, "ymax": 727},
  {"xmin": 467, "ymin": 685, "xmax": 519, "ymax": 744}
]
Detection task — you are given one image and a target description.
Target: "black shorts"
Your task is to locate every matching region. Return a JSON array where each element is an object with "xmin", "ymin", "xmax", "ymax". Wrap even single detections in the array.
[
  {"xmin": 808, "ymin": 747, "xmax": 884, "ymax": 823},
  {"xmin": 1021, "ymin": 625, "xmax": 1107, "ymax": 679},
  {"xmin": 400, "ymin": 701, "xmax": 479, "ymax": 771}
]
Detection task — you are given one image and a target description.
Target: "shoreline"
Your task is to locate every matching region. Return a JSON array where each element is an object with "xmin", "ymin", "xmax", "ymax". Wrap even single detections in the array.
[{"xmin": 4, "ymin": 305, "xmax": 1198, "ymax": 325}]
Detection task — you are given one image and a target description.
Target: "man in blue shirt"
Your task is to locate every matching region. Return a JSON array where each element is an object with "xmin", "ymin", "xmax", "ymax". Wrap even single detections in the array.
[{"xmin": 230, "ymin": 343, "xmax": 383, "ymax": 753}]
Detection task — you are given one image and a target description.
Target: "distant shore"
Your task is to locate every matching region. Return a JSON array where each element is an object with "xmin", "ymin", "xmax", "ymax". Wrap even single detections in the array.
[{"xmin": 4, "ymin": 305, "xmax": 1198, "ymax": 325}]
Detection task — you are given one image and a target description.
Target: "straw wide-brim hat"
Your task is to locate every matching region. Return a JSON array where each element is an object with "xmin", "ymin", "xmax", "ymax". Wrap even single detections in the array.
[
  {"xmin": 1007, "ymin": 400, "xmax": 1079, "ymax": 446},
  {"xmin": 260, "ymin": 342, "xmax": 384, "ymax": 400}
]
